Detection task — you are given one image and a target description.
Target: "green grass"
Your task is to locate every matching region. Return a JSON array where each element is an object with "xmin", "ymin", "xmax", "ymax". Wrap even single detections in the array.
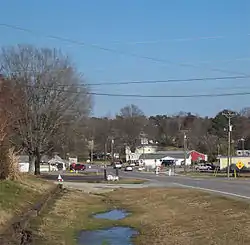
[{"xmin": 0, "ymin": 175, "xmax": 54, "ymax": 230}]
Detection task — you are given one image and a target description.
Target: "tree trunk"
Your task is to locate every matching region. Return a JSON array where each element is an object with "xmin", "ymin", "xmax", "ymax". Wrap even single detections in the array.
[
  {"xmin": 29, "ymin": 155, "xmax": 35, "ymax": 174},
  {"xmin": 35, "ymin": 148, "xmax": 41, "ymax": 175}
]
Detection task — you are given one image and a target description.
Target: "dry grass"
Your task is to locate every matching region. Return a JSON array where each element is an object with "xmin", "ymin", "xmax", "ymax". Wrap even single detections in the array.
[
  {"xmin": 109, "ymin": 188, "xmax": 250, "ymax": 245},
  {"xmin": 0, "ymin": 146, "xmax": 21, "ymax": 180},
  {"xmin": 30, "ymin": 187, "xmax": 250, "ymax": 245},
  {"xmin": 0, "ymin": 175, "xmax": 54, "ymax": 231},
  {"xmin": 30, "ymin": 190, "xmax": 110, "ymax": 245}
]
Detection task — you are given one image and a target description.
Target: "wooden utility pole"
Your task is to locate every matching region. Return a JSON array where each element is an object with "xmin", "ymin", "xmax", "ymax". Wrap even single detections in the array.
[
  {"xmin": 140, "ymin": 131, "xmax": 147, "ymax": 166},
  {"xmin": 183, "ymin": 131, "xmax": 187, "ymax": 172},
  {"xmin": 222, "ymin": 111, "xmax": 235, "ymax": 179},
  {"xmin": 90, "ymin": 139, "xmax": 94, "ymax": 163},
  {"xmin": 111, "ymin": 138, "xmax": 114, "ymax": 163},
  {"xmin": 104, "ymin": 140, "xmax": 108, "ymax": 162}
]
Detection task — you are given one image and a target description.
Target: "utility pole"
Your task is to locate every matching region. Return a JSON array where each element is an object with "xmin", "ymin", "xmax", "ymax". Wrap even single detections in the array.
[
  {"xmin": 90, "ymin": 139, "xmax": 94, "ymax": 164},
  {"xmin": 140, "ymin": 131, "xmax": 146, "ymax": 164},
  {"xmin": 183, "ymin": 132, "xmax": 187, "ymax": 172},
  {"xmin": 104, "ymin": 140, "xmax": 107, "ymax": 162},
  {"xmin": 140, "ymin": 131, "xmax": 148, "ymax": 169},
  {"xmin": 111, "ymin": 138, "xmax": 114, "ymax": 163},
  {"xmin": 222, "ymin": 111, "xmax": 235, "ymax": 179}
]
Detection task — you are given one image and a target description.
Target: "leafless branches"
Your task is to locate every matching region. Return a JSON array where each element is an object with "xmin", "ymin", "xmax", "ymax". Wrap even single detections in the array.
[{"xmin": 0, "ymin": 45, "xmax": 92, "ymax": 174}]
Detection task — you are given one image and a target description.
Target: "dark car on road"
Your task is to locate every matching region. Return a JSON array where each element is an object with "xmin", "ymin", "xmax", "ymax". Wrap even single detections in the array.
[{"xmin": 70, "ymin": 164, "xmax": 86, "ymax": 171}]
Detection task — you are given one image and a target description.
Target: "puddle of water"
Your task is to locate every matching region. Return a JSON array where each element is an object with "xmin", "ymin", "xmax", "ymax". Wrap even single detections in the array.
[
  {"xmin": 94, "ymin": 209, "xmax": 129, "ymax": 220},
  {"xmin": 78, "ymin": 226, "xmax": 137, "ymax": 245}
]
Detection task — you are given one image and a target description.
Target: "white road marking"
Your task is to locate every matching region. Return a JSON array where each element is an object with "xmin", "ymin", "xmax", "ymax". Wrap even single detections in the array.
[{"xmin": 175, "ymin": 183, "xmax": 250, "ymax": 200}]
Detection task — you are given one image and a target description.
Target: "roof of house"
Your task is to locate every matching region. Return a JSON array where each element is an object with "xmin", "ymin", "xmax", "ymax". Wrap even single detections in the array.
[
  {"xmin": 139, "ymin": 153, "xmax": 169, "ymax": 160},
  {"xmin": 139, "ymin": 151, "xmax": 189, "ymax": 160},
  {"xmin": 48, "ymin": 155, "xmax": 65, "ymax": 164}
]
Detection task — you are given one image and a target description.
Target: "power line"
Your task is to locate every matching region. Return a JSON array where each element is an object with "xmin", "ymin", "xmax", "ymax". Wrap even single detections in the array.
[
  {"xmin": 0, "ymin": 23, "xmax": 247, "ymax": 76},
  {"xmin": 24, "ymin": 85, "xmax": 250, "ymax": 98},
  {"xmin": 3, "ymin": 65, "xmax": 250, "ymax": 87},
  {"xmin": 89, "ymin": 91, "xmax": 250, "ymax": 98},
  {"xmin": 6, "ymin": 71, "xmax": 249, "ymax": 86},
  {"xmin": 97, "ymin": 34, "xmax": 250, "ymax": 45},
  {"xmin": 84, "ymin": 75, "xmax": 250, "ymax": 86},
  {"xmin": 189, "ymin": 57, "xmax": 250, "ymax": 65}
]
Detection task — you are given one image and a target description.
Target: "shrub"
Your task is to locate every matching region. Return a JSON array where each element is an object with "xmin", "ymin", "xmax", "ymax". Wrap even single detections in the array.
[{"xmin": 0, "ymin": 146, "xmax": 20, "ymax": 180}]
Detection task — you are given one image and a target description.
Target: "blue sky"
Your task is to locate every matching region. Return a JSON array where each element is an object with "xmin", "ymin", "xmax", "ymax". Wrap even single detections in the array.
[{"xmin": 0, "ymin": 0, "xmax": 250, "ymax": 117}]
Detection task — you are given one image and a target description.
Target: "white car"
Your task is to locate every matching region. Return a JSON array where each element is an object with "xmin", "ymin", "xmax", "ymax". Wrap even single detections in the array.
[
  {"xmin": 195, "ymin": 164, "xmax": 214, "ymax": 171},
  {"xmin": 114, "ymin": 162, "xmax": 122, "ymax": 169},
  {"xmin": 125, "ymin": 166, "xmax": 133, "ymax": 171}
]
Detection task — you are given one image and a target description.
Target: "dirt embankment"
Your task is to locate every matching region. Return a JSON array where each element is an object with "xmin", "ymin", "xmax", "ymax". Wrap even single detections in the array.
[{"xmin": 0, "ymin": 175, "xmax": 61, "ymax": 245}]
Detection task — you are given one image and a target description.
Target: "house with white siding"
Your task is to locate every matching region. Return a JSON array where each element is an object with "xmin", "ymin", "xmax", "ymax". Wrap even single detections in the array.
[{"xmin": 139, "ymin": 151, "xmax": 192, "ymax": 169}]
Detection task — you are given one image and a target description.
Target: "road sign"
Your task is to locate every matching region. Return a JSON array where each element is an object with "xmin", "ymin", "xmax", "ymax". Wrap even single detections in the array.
[{"xmin": 236, "ymin": 161, "xmax": 244, "ymax": 170}]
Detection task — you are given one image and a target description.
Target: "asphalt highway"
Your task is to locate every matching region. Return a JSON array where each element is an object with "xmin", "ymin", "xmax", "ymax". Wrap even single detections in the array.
[
  {"xmin": 42, "ymin": 165, "xmax": 250, "ymax": 200},
  {"xmin": 117, "ymin": 169, "xmax": 250, "ymax": 200}
]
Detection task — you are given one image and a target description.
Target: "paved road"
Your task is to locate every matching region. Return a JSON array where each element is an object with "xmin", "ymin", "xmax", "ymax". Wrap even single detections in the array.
[
  {"xmin": 41, "ymin": 173, "xmax": 104, "ymax": 182},
  {"xmin": 42, "ymin": 165, "xmax": 250, "ymax": 200},
  {"xmin": 114, "ymin": 169, "xmax": 250, "ymax": 200}
]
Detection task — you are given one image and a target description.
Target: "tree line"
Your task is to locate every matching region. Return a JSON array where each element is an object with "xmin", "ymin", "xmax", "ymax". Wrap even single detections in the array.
[
  {"xmin": 86, "ymin": 106, "xmax": 250, "ymax": 162},
  {"xmin": 1, "ymin": 44, "xmax": 250, "ymax": 177}
]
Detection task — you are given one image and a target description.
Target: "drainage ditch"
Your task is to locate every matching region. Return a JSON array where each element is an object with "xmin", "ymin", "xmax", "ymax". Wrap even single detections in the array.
[{"xmin": 78, "ymin": 209, "xmax": 138, "ymax": 245}]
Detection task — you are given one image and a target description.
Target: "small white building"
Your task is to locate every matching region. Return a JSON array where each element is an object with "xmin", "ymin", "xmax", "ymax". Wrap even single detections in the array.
[
  {"xmin": 17, "ymin": 154, "xmax": 66, "ymax": 172},
  {"xmin": 18, "ymin": 155, "xmax": 29, "ymax": 173},
  {"xmin": 161, "ymin": 151, "xmax": 192, "ymax": 166},
  {"xmin": 125, "ymin": 145, "xmax": 158, "ymax": 162},
  {"xmin": 139, "ymin": 151, "xmax": 192, "ymax": 169},
  {"xmin": 48, "ymin": 155, "xmax": 66, "ymax": 171}
]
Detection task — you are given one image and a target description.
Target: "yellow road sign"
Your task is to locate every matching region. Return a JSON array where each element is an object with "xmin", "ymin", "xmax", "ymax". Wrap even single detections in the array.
[{"xmin": 236, "ymin": 161, "xmax": 244, "ymax": 170}]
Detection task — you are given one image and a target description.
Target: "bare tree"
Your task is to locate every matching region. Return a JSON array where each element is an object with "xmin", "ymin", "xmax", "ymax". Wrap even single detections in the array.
[
  {"xmin": 115, "ymin": 104, "xmax": 146, "ymax": 152},
  {"xmin": 0, "ymin": 45, "xmax": 91, "ymax": 174},
  {"xmin": 0, "ymin": 75, "xmax": 21, "ymax": 179}
]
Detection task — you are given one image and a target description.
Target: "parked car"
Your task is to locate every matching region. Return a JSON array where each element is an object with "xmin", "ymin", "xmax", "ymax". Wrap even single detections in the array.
[
  {"xmin": 113, "ymin": 161, "xmax": 122, "ymax": 169},
  {"xmin": 138, "ymin": 166, "xmax": 145, "ymax": 171},
  {"xmin": 161, "ymin": 160, "xmax": 175, "ymax": 167},
  {"xmin": 195, "ymin": 163, "xmax": 215, "ymax": 171},
  {"xmin": 70, "ymin": 164, "xmax": 86, "ymax": 171},
  {"xmin": 125, "ymin": 166, "xmax": 133, "ymax": 171}
]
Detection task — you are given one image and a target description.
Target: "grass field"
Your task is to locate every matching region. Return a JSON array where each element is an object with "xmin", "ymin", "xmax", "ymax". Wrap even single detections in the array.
[
  {"xmin": 30, "ymin": 187, "xmax": 250, "ymax": 245},
  {"xmin": 0, "ymin": 175, "xmax": 54, "ymax": 231}
]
